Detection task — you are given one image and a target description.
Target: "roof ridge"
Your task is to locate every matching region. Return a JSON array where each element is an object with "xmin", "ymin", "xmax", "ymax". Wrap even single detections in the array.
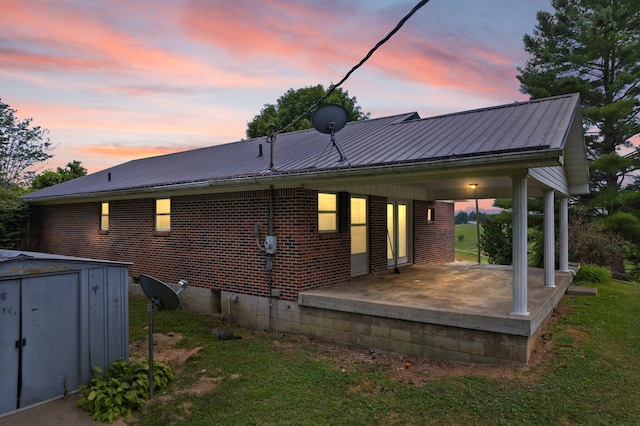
[{"xmin": 407, "ymin": 93, "xmax": 580, "ymax": 124}]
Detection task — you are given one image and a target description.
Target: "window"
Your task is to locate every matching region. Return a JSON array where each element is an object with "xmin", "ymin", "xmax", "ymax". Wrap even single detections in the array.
[
  {"xmin": 155, "ymin": 198, "xmax": 171, "ymax": 232},
  {"xmin": 100, "ymin": 202, "xmax": 109, "ymax": 231},
  {"xmin": 427, "ymin": 207, "xmax": 436, "ymax": 223},
  {"xmin": 318, "ymin": 192, "xmax": 337, "ymax": 232}
]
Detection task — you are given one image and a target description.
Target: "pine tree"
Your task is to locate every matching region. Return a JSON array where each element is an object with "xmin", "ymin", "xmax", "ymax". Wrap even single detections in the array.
[{"xmin": 517, "ymin": 0, "xmax": 640, "ymax": 215}]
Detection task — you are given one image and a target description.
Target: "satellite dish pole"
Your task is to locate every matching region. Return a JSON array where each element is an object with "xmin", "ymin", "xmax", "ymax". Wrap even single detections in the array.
[
  {"xmin": 268, "ymin": 123, "xmax": 276, "ymax": 171},
  {"xmin": 327, "ymin": 121, "xmax": 346, "ymax": 162},
  {"xmin": 139, "ymin": 275, "xmax": 188, "ymax": 398}
]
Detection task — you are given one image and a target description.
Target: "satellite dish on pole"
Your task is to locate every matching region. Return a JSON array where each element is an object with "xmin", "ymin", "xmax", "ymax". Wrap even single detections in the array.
[
  {"xmin": 140, "ymin": 274, "xmax": 181, "ymax": 310},
  {"xmin": 311, "ymin": 104, "xmax": 348, "ymax": 161},
  {"xmin": 139, "ymin": 274, "xmax": 188, "ymax": 398}
]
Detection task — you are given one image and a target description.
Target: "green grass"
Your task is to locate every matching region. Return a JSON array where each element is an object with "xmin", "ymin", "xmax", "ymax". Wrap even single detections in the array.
[
  {"xmin": 455, "ymin": 224, "xmax": 487, "ymax": 263},
  {"xmin": 127, "ymin": 277, "xmax": 640, "ymax": 425}
]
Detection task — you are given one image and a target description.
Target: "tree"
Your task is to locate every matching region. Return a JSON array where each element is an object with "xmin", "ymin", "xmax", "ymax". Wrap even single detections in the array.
[
  {"xmin": 31, "ymin": 160, "xmax": 87, "ymax": 190},
  {"xmin": 479, "ymin": 214, "xmax": 513, "ymax": 265},
  {"xmin": 517, "ymin": 0, "xmax": 640, "ymax": 216},
  {"xmin": 0, "ymin": 98, "xmax": 54, "ymax": 188},
  {"xmin": 454, "ymin": 211, "xmax": 469, "ymax": 224},
  {"xmin": 0, "ymin": 186, "xmax": 28, "ymax": 249},
  {"xmin": 246, "ymin": 85, "xmax": 370, "ymax": 138}
]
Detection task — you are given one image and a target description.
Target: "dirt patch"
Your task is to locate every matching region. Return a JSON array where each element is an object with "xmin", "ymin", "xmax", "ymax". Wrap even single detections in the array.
[
  {"xmin": 272, "ymin": 331, "xmax": 554, "ymax": 386},
  {"xmin": 270, "ymin": 306, "xmax": 572, "ymax": 386},
  {"xmin": 129, "ymin": 332, "xmax": 201, "ymax": 364},
  {"xmin": 131, "ymin": 306, "xmax": 570, "ymax": 395}
]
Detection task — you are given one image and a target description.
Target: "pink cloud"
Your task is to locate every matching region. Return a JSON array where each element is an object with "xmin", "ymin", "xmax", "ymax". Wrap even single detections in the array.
[
  {"xmin": 0, "ymin": 0, "xmax": 266, "ymax": 87},
  {"xmin": 73, "ymin": 144, "xmax": 186, "ymax": 160},
  {"xmin": 180, "ymin": 0, "xmax": 521, "ymax": 98}
]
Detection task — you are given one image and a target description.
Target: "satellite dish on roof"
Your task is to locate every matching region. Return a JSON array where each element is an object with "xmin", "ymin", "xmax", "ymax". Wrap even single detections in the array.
[
  {"xmin": 140, "ymin": 274, "xmax": 181, "ymax": 310},
  {"xmin": 311, "ymin": 104, "xmax": 348, "ymax": 161},
  {"xmin": 312, "ymin": 104, "xmax": 348, "ymax": 134}
]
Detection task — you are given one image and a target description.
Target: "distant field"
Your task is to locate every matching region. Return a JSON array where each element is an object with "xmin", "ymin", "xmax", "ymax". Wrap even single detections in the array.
[{"xmin": 454, "ymin": 223, "xmax": 487, "ymax": 263}]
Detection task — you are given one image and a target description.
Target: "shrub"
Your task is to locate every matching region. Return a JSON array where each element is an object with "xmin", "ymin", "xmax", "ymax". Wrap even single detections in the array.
[
  {"xmin": 574, "ymin": 264, "xmax": 611, "ymax": 284},
  {"xmin": 479, "ymin": 215, "xmax": 512, "ymax": 265},
  {"xmin": 568, "ymin": 216, "xmax": 626, "ymax": 279},
  {"xmin": 0, "ymin": 187, "xmax": 28, "ymax": 249},
  {"xmin": 457, "ymin": 234, "xmax": 464, "ymax": 242},
  {"xmin": 77, "ymin": 359, "xmax": 173, "ymax": 423}
]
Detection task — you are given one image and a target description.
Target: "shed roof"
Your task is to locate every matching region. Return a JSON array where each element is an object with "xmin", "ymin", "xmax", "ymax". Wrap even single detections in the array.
[
  {"xmin": 23, "ymin": 93, "xmax": 588, "ymax": 203},
  {"xmin": 0, "ymin": 249, "xmax": 131, "ymax": 265},
  {"xmin": 0, "ymin": 249, "xmax": 131, "ymax": 278}
]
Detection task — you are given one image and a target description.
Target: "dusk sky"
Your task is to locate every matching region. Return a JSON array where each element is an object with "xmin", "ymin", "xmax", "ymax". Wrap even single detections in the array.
[{"xmin": 1, "ymin": 0, "xmax": 552, "ymax": 210}]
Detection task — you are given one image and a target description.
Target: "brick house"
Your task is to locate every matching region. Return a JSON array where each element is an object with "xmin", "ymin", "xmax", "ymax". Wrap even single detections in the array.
[{"xmin": 23, "ymin": 94, "xmax": 589, "ymax": 361}]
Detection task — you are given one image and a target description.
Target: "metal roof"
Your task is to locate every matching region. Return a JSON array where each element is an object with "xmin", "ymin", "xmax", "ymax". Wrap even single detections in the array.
[{"xmin": 23, "ymin": 93, "xmax": 588, "ymax": 203}]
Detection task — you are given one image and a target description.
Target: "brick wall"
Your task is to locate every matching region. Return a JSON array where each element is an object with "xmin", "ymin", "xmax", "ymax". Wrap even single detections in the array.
[
  {"xmin": 368, "ymin": 195, "xmax": 388, "ymax": 275},
  {"xmin": 30, "ymin": 188, "xmax": 351, "ymax": 302},
  {"xmin": 29, "ymin": 190, "xmax": 454, "ymax": 302},
  {"xmin": 414, "ymin": 201, "xmax": 455, "ymax": 264}
]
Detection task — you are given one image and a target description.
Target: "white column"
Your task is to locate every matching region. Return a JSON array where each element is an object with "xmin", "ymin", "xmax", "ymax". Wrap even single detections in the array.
[
  {"xmin": 559, "ymin": 196, "xmax": 569, "ymax": 272},
  {"xmin": 511, "ymin": 176, "xmax": 530, "ymax": 316},
  {"xmin": 543, "ymin": 190, "xmax": 556, "ymax": 288}
]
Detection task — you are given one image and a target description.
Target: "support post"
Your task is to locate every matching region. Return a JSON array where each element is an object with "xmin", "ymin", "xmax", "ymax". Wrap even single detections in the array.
[
  {"xmin": 543, "ymin": 190, "xmax": 556, "ymax": 288},
  {"xmin": 147, "ymin": 303, "xmax": 154, "ymax": 398},
  {"xmin": 559, "ymin": 197, "xmax": 569, "ymax": 272},
  {"xmin": 511, "ymin": 176, "xmax": 530, "ymax": 316},
  {"xmin": 476, "ymin": 196, "xmax": 481, "ymax": 264}
]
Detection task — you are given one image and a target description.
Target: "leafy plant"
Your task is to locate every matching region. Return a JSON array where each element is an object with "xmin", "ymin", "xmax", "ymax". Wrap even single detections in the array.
[
  {"xmin": 479, "ymin": 215, "xmax": 512, "ymax": 265},
  {"xmin": 574, "ymin": 264, "xmax": 611, "ymax": 285},
  {"xmin": 457, "ymin": 234, "xmax": 464, "ymax": 242},
  {"xmin": 77, "ymin": 359, "xmax": 173, "ymax": 423},
  {"xmin": 568, "ymin": 216, "xmax": 626, "ymax": 279}
]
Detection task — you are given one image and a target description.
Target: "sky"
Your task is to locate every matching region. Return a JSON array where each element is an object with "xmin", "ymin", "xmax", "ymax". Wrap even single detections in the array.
[{"xmin": 0, "ymin": 0, "xmax": 552, "ymax": 211}]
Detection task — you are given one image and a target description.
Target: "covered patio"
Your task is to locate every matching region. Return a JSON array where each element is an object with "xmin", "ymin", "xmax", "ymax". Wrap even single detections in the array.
[{"xmin": 297, "ymin": 263, "xmax": 576, "ymax": 364}]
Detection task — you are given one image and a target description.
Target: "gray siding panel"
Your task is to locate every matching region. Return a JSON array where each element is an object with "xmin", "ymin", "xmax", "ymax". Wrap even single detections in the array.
[{"xmin": 529, "ymin": 167, "xmax": 569, "ymax": 195}]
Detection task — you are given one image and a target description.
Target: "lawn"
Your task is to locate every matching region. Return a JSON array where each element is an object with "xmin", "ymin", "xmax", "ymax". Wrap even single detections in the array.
[
  {"xmin": 124, "ymin": 277, "xmax": 640, "ymax": 425},
  {"xmin": 455, "ymin": 223, "xmax": 487, "ymax": 263}
]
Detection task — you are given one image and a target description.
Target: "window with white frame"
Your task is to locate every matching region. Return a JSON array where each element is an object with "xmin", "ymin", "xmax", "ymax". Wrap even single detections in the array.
[{"xmin": 155, "ymin": 198, "xmax": 171, "ymax": 232}]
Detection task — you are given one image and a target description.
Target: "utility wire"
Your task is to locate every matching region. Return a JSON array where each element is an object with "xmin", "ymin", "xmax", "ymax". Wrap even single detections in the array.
[{"xmin": 276, "ymin": 0, "xmax": 430, "ymax": 135}]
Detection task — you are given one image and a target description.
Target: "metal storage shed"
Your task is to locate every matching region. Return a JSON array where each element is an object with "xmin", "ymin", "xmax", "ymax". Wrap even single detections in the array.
[{"xmin": 0, "ymin": 249, "xmax": 130, "ymax": 416}]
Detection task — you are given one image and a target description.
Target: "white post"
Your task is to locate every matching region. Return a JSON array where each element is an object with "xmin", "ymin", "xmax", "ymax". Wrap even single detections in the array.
[
  {"xmin": 511, "ymin": 176, "xmax": 530, "ymax": 316},
  {"xmin": 543, "ymin": 190, "xmax": 556, "ymax": 288},
  {"xmin": 559, "ymin": 197, "xmax": 569, "ymax": 272}
]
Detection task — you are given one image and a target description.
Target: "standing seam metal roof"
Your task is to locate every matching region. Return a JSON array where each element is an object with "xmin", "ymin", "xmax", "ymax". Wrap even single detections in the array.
[{"xmin": 23, "ymin": 94, "xmax": 583, "ymax": 201}]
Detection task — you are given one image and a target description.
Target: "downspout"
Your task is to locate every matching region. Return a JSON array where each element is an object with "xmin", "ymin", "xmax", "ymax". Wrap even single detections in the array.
[{"xmin": 268, "ymin": 184, "xmax": 275, "ymax": 331}]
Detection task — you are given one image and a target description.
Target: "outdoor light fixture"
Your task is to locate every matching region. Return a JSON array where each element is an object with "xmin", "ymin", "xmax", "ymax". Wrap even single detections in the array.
[{"xmin": 469, "ymin": 183, "xmax": 478, "ymax": 189}]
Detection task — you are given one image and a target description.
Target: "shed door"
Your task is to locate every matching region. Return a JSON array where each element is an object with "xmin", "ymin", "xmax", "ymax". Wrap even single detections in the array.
[
  {"xmin": 20, "ymin": 273, "xmax": 81, "ymax": 408},
  {"xmin": 0, "ymin": 280, "xmax": 20, "ymax": 413}
]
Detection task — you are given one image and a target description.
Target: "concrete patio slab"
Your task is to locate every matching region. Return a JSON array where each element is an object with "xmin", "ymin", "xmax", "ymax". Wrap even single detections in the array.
[{"xmin": 297, "ymin": 263, "xmax": 575, "ymax": 364}]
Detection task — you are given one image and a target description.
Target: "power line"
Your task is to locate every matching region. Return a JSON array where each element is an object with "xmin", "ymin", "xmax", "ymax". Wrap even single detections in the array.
[{"xmin": 276, "ymin": 0, "xmax": 430, "ymax": 135}]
